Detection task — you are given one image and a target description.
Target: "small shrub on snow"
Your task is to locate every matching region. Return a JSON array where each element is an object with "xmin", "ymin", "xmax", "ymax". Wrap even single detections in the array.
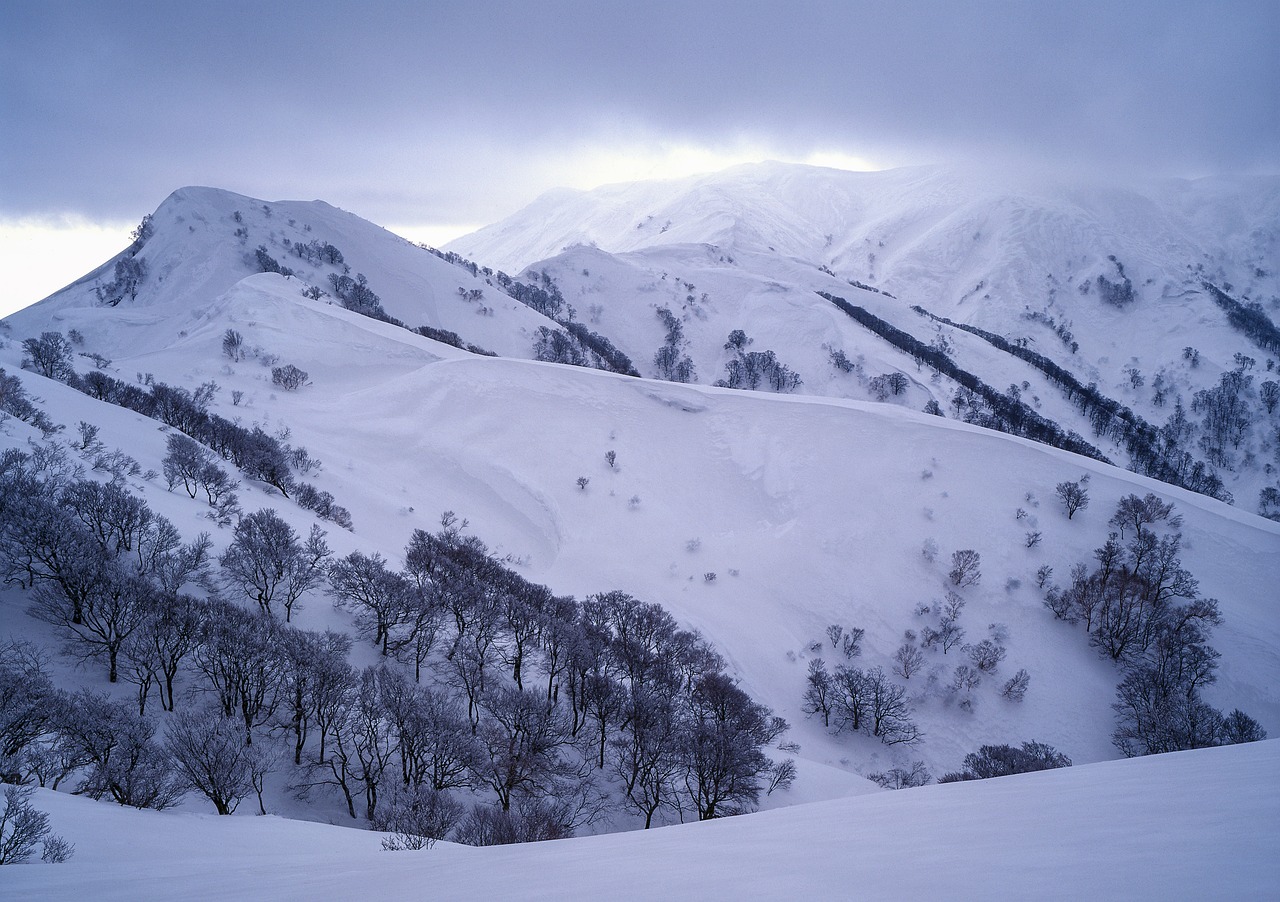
[
  {"xmin": 1001, "ymin": 668, "xmax": 1031, "ymax": 702},
  {"xmin": 948, "ymin": 549, "xmax": 981, "ymax": 587},
  {"xmin": 271, "ymin": 364, "xmax": 309, "ymax": 390},
  {"xmin": 0, "ymin": 785, "xmax": 73, "ymax": 864},
  {"xmin": 938, "ymin": 741, "xmax": 1070, "ymax": 783},
  {"xmin": 867, "ymin": 760, "xmax": 931, "ymax": 790}
]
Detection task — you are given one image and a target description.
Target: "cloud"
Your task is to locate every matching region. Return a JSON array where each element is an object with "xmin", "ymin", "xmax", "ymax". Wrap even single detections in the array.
[{"xmin": 2, "ymin": 0, "xmax": 1276, "ymax": 232}]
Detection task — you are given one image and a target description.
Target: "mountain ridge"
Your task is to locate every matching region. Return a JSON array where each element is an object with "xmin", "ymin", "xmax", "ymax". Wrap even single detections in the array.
[{"xmin": 0, "ymin": 174, "xmax": 1275, "ymax": 886}]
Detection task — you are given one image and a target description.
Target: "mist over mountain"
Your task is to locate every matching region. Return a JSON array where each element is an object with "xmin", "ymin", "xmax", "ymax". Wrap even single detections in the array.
[{"xmin": 1, "ymin": 163, "xmax": 1276, "ymax": 897}]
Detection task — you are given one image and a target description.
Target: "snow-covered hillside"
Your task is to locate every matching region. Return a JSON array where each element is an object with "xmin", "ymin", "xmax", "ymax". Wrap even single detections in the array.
[
  {"xmin": 447, "ymin": 162, "xmax": 1280, "ymax": 515},
  {"xmin": 448, "ymin": 162, "xmax": 1280, "ymax": 321},
  {"xmin": 1, "ymin": 178, "xmax": 1277, "ymax": 895},
  {"xmin": 6, "ymin": 739, "xmax": 1277, "ymax": 900},
  {"xmin": 23, "ymin": 185, "xmax": 560, "ymax": 361}
]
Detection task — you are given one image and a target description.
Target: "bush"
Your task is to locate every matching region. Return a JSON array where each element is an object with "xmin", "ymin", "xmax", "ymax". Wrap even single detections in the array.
[
  {"xmin": 0, "ymin": 368, "xmax": 56, "ymax": 433},
  {"xmin": 867, "ymin": 760, "xmax": 931, "ymax": 789},
  {"xmin": 22, "ymin": 332, "xmax": 76, "ymax": 381},
  {"xmin": 1001, "ymin": 668, "xmax": 1031, "ymax": 701},
  {"xmin": 373, "ymin": 786, "xmax": 465, "ymax": 850},
  {"xmin": 254, "ymin": 246, "xmax": 294, "ymax": 277},
  {"xmin": 0, "ymin": 785, "xmax": 73, "ymax": 864},
  {"xmin": 938, "ymin": 741, "xmax": 1071, "ymax": 782},
  {"xmin": 222, "ymin": 329, "xmax": 245, "ymax": 362},
  {"xmin": 272, "ymin": 365, "xmax": 309, "ymax": 390},
  {"xmin": 966, "ymin": 638, "xmax": 1007, "ymax": 673},
  {"xmin": 948, "ymin": 549, "xmax": 981, "ymax": 587},
  {"xmin": 1219, "ymin": 709, "xmax": 1267, "ymax": 745}
]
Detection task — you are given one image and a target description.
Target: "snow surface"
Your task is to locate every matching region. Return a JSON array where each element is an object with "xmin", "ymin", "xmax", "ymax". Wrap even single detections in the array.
[
  {"xmin": 1, "ymin": 175, "xmax": 1278, "ymax": 894},
  {"xmin": 5, "ymin": 740, "xmax": 1278, "ymax": 900},
  {"xmin": 445, "ymin": 162, "xmax": 1280, "ymax": 511}
]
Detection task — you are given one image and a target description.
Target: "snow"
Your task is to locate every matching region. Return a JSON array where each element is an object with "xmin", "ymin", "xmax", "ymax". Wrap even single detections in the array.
[
  {"xmin": 445, "ymin": 161, "xmax": 1280, "ymax": 512},
  {"xmin": 1, "ymin": 169, "xmax": 1278, "ymax": 895},
  {"xmin": 6, "ymin": 740, "xmax": 1277, "ymax": 900}
]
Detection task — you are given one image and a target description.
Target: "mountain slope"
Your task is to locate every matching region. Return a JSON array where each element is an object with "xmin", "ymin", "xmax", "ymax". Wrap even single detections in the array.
[
  {"xmin": 446, "ymin": 162, "xmax": 1280, "ymax": 514},
  {"xmin": 14, "ymin": 185, "xmax": 560, "ymax": 361},
  {"xmin": 2, "ymin": 193, "xmax": 1276, "ymax": 780},
  {"xmin": 0, "ymin": 182, "xmax": 1276, "ymax": 872},
  {"xmin": 448, "ymin": 163, "xmax": 1280, "ymax": 322},
  {"xmin": 6, "ymin": 740, "xmax": 1277, "ymax": 900}
]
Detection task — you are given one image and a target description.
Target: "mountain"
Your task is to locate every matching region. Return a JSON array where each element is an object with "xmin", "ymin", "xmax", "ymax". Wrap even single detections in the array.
[
  {"xmin": 448, "ymin": 162, "xmax": 1280, "ymax": 320},
  {"xmin": 22, "ymin": 185, "xmax": 562, "ymax": 362},
  {"xmin": 1, "ymin": 174, "xmax": 1277, "ymax": 894},
  {"xmin": 449, "ymin": 162, "xmax": 1280, "ymax": 515}
]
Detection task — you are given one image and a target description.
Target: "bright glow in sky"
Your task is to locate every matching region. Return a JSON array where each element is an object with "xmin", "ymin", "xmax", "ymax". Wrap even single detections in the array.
[
  {"xmin": 0, "ymin": 219, "xmax": 133, "ymax": 318},
  {"xmin": 551, "ymin": 143, "xmax": 882, "ymax": 190}
]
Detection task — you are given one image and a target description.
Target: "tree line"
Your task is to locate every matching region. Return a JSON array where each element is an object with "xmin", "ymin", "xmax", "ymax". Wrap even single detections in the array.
[
  {"xmin": 1041, "ymin": 492, "xmax": 1266, "ymax": 755},
  {"xmin": 22, "ymin": 330, "xmax": 351, "ymax": 529},
  {"xmin": 911, "ymin": 306, "xmax": 1231, "ymax": 502},
  {"xmin": 0, "ymin": 443, "xmax": 789, "ymax": 842},
  {"xmin": 820, "ymin": 293, "xmax": 1106, "ymax": 461}
]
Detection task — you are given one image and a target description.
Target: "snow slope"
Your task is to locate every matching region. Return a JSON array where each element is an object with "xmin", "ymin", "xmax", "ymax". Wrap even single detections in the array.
[
  {"xmin": 447, "ymin": 162, "xmax": 1280, "ymax": 512},
  {"xmin": 447, "ymin": 162, "xmax": 1280, "ymax": 326},
  {"xmin": 1, "ymin": 181, "xmax": 1277, "ymax": 886},
  {"xmin": 18, "ymin": 186, "xmax": 560, "ymax": 361},
  {"xmin": 6, "ymin": 739, "xmax": 1277, "ymax": 900},
  {"xmin": 2, "ymin": 247, "xmax": 1277, "ymax": 783}
]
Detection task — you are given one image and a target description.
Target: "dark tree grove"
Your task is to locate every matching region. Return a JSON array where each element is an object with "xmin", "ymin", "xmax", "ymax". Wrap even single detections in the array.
[
  {"xmin": 1041, "ymin": 493, "xmax": 1266, "ymax": 757},
  {"xmin": 0, "ymin": 440, "xmax": 788, "ymax": 838},
  {"xmin": 910, "ymin": 305, "xmax": 1231, "ymax": 502},
  {"xmin": 822, "ymin": 294, "xmax": 1109, "ymax": 462},
  {"xmin": 939, "ymin": 741, "xmax": 1071, "ymax": 782},
  {"xmin": 20, "ymin": 336, "xmax": 352, "ymax": 526}
]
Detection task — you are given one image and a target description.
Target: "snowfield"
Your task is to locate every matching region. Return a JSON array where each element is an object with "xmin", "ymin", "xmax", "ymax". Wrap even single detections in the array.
[
  {"xmin": 1, "ymin": 168, "xmax": 1277, "ymax": 898},
  {"xmin": 5, "ymin": 739, "xmax": 1277, "ymax": 900}
]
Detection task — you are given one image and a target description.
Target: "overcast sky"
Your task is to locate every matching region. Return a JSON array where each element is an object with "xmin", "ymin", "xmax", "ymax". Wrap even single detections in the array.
[{"xmin": 2, "ymin": 1, "xmax": 1277, "ymax": 311}]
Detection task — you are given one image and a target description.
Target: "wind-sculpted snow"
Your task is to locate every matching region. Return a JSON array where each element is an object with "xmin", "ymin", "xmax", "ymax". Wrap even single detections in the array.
[
  {"xmin": 6, "ymin": 740, "xmax": 1277, "ymax": 900},
  {"xmin": 0, "ymin": 175, "xmax": 1277, "ymax": 893}
]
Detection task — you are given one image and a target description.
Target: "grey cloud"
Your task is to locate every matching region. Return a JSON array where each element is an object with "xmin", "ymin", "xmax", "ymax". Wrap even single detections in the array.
[{"xmin": 2, "ymin": 0, "xmax": 1276, "ymax": 225}]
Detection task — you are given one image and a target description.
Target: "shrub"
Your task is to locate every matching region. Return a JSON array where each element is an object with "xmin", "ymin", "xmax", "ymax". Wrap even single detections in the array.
[
  {"xmin": 22, "ymin": 332, "xmax": 76, "ymax": 381},
  {"xmin": 867, "ymin": 760, "xmax": 931, "ymax": 789},
  {"xmin": 938, "ymin": 741, "xmax": 1070, "ymax": 782},
  {"xmin": 222, "ymin": 329, "xmax": 245, "ymax": 362},
  {"xmin": 1001, "ymin": 669, "xmax": 1031, "ymax": 701},
  {"xmin": 272, "ymin": 365, "xmax": 309, "ymax": 390},
  {"xmin": 0, "ymin": 785, "xmax": 73, "ymax": 864},
  {"xmin": 948, "ymin": 549, "xmax": 981, "ymax": 587}
]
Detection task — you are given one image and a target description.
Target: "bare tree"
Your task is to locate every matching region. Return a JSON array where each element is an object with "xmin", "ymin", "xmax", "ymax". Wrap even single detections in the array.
[
  {"xmin": 220, "ymin": 509, "xmax": 330, "ymax": 621},
  {"xmin": 1055, "ymin": 476, "xmax": 1091, "ymax": 519},
  {"xmin": 892, "ymin": 639, "xmax": 924, "ymax": 680},
  {"xmin": 328, "ymin": 551, "xmax": 413, "ymax": 655},
  {"xmin": 61, "ymin": 690, "xmax": 186, "ymax": 809},
  {"xmin": 948, "ymin": 549, "xmax": 982, "ymax": 588},
  {"xmin": 190, "ymin": 600, "xmax": 283, "ymax": 744},
  {"xmin": 221, "ymin": 329, "xmax": 245, "ymax": 362},
  {"xmin": 0, "ymin": 785, "xmax": 72, "ymax": 864},
  {"xmin": 166, "ymin": 710, "xmax": 268, "ymax": 815},
  {"xmin": 801, "ymin": 659, "xmax": 834, "ymax": 726},
  {"xmin": 21, "ymin": 332, "xmax": 75, "ymax": 381},
  {"xmin": 1001, "ymin": 668, "xmax": 1031, "ymax": 701}
]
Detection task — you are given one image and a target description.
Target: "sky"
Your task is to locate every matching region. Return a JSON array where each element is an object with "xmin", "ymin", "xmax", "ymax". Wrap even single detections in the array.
[{"xmin": 2, "ymin": 0, "xmax": 1277, "ymax": 315}]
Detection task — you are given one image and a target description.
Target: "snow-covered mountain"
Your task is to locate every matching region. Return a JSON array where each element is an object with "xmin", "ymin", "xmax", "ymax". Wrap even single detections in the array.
[
  {"xmin": 2, "ymin": 174, "xmax": 1277, "ymax": 895},
  {"xmin": 448, "ymin": 162, "xmax": 1280, "ymax": 320},
  {"xmin": 447, "ymin": 162, "xmax": 1280, "ymax": 515},
  {"xmin": 27, "ymin": 185, "xmax": 562, "ymax": 362}
]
